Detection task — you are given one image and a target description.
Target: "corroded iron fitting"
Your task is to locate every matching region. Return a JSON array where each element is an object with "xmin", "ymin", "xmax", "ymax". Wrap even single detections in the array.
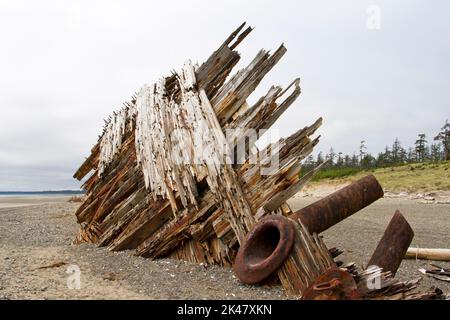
[
  {"xmin": 367, "ymin": 210, "xmax": 414, "ymax": 275},
  {"xmin": 302, "ymin": 267, "xmax": 361, "ymax": 300},
  {"xmin": 233, "ymin": 215, "xmax": 296, "ymax": 284}
]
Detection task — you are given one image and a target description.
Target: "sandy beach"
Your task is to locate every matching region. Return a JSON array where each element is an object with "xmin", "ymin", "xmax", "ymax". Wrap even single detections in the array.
[
  {"xmin": 0, "ymin": 196, "xmax": 73, "ymax": 209},
  {"xmin": 0, "ymin": 194, "xmax": 448, "ymax": 300}
]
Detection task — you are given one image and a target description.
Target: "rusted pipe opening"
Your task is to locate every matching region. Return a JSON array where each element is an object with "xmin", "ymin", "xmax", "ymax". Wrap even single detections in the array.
[
  {"xmin": 233, "ymin": 215, "xmax": 296, "ymax": 284},
  {"xmin": 244, "ymin": 225, "xmax": 280, "ymax": 266}
]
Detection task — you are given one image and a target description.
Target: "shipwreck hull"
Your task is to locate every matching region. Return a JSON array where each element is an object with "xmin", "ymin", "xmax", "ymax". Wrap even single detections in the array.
[
  {"xmin": 72, "ymin": 23, "xmax": 448, "ymax": 300},
  {"xmin": 73, "ymin": 23, "xmax": 322, "ymax": 267}
]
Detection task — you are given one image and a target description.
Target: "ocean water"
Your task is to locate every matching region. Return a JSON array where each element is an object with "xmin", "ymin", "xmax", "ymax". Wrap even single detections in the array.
[{"xmin": 0, "ymin": 191, "xmax": 84, "ymax": 197}]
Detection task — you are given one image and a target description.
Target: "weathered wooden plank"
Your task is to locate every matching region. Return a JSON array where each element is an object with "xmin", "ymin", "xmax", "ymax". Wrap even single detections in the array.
[
  {"xmin": 277, "ymin": 217, "xmax": 335, "ymax": 296},
  {"xmin": 212, "ymin": 45, "xmax": 287, "ymax": 126},
  {"xmin": 73, "ymin": 142, "xmax": 100, "ymax": 180}
]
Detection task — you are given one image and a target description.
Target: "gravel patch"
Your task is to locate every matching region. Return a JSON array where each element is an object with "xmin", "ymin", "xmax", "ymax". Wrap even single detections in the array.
[
  {"xmin": 0, "ymin": 202, "xmax": 285, "ymax": 300},
  {"xmin": 0, "ymin": 197, "xmax": 448, "ymax": 300}
]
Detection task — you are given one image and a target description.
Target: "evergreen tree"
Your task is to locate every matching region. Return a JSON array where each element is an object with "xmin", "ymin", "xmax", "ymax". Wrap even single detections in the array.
[
  {"xmin": 375, "ymin": 152, "xmax": 383, "ymax": 167},
  {"xmin": 414, "ymin": 134, "xmax": 427, "ymax": 162},
  {"xmin": 336, "ymin": 152, "xmax": 344, "ymax": 167},
  {"xmin": 351, "ymin": 153, "xmax": 359, "ymax": 167},
  {"xmin": 383, "ymin": 146, "xmax": 392, "ymax": 165},
  {"xmin": 392, "ymin": 138, "xmax": 402, "ymax": 163},
  {"xmin": 303, "ymin": 154, "xmax": 314, "ymax": 168},
  {"xmin": 316, "ymin": 152, "xmax": 324, "ymax": 165},
  {"xmin": 430, "ymin": 143, "xmax": 442, "ymax": 162},
  {"xmin": 434, "ymin": 119, "xmax": 450, "ymax": 160},
  {"xmin": 361, "ymin": 153, "xmax": 375, "ymax": 168},
  {"xmin": 407, "ymin": 147, "xmax": 416, "ymax": 163},
  {"xmin": 399, "ymin": 146, "xmax": 407, "ymax": 163},
  {"xmin": 359, "ymin": 140, "xmax": 367, "ymax": 164},
  {"xmin": 326, "ymin": 147, "xmax": 336, "ymax": 165},
  {"xmin": 424, "ymin": 145, "xmax": 431, "ymax": 161},
  {"xmin": 344, "ymin": 154, "xmax": 351, "ymax": 167}
]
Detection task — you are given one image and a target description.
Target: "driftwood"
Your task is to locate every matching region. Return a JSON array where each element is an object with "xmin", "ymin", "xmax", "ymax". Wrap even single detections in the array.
[
  {"xmin": 405, "ymin": 248, "xmax": 450, "ymax": 262},
  {"xmin": 419, "ymin": 265, "xmax": 450, "ymax": 283},
  {"xmin": 277, "ymin": 218, "xmax": 336, "ymax": 296},
  {"xmin": 73, "ymin": 23, "xmax": 323, "ymax": 294}
]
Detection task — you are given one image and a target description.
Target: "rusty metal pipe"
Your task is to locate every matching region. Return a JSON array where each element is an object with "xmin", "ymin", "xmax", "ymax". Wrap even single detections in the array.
[
  {"xmin": 290, "ymin": 174, "xmax": 384, "ymax": 234},
  {"xmin": 234, "ymin": 175, "xmax": 383, "ymax": 285},
  {"xmin": 233, "ymin": 215, "xmax": 296, "ymax": 284},
  {"xmin": 367, "ymin": 210, "xmax": 414, "ymax": 275}
]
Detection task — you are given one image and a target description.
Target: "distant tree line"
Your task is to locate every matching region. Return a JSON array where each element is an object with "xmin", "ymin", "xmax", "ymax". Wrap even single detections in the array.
[{"xmin": 303, "ymin": 119, "xmax": 450, "ymax": 170}]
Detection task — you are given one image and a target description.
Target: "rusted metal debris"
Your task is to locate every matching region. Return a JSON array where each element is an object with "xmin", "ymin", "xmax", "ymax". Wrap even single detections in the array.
[
  {"xmin": 233, "ymin": 175, "xmax": 447, "ymax": 299},
  {"xmin": 302, "ymin": 268, "xmax": 361, "ymax": 300},
  {"xmin": 234, "ymin": 176, "xmax": 384, "ymax": 286},
  {"xmin": 367, "ymin": 210, "xmax": 414, "ymax": 275},
  {"xmin": 234, "ymin": 215, "xmax": 296, "ymax": 284},
  {"xmin": 291, "ymin": 174, "xmax": 383, "ymax": 234}
]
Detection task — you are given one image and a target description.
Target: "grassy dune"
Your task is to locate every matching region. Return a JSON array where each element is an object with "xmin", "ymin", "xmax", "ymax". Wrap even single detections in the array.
[{"xmin": 309, "ymin": 161, "xmax": 450, "ymax": 193}]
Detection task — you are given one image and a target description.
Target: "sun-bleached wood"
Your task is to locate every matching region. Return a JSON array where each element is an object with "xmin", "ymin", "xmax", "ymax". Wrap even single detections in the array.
[{"xmin": 72, "ymin": 23, "xmax": 324, "ymax": 295}]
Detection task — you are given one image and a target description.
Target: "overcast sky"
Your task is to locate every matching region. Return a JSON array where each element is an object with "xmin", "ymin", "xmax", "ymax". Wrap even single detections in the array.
[{"xmin": 0, "ymin": 0, "xmax": 449, "ymax": 191}]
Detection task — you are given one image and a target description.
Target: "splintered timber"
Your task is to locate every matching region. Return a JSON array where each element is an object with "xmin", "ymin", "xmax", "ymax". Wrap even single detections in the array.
[{"xmin": 73, "ymin": 22, "xmax": 323, "ymax": 294}]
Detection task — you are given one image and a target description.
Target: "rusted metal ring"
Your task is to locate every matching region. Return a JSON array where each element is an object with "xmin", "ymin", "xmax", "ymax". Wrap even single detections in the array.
[
  {"xmin": 303, "ymin": 268, "xmax": 361, "ymax": 300},
  {"xmin": 233, "ymin": 215, "xmax": 296, "ymax": 284}
]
